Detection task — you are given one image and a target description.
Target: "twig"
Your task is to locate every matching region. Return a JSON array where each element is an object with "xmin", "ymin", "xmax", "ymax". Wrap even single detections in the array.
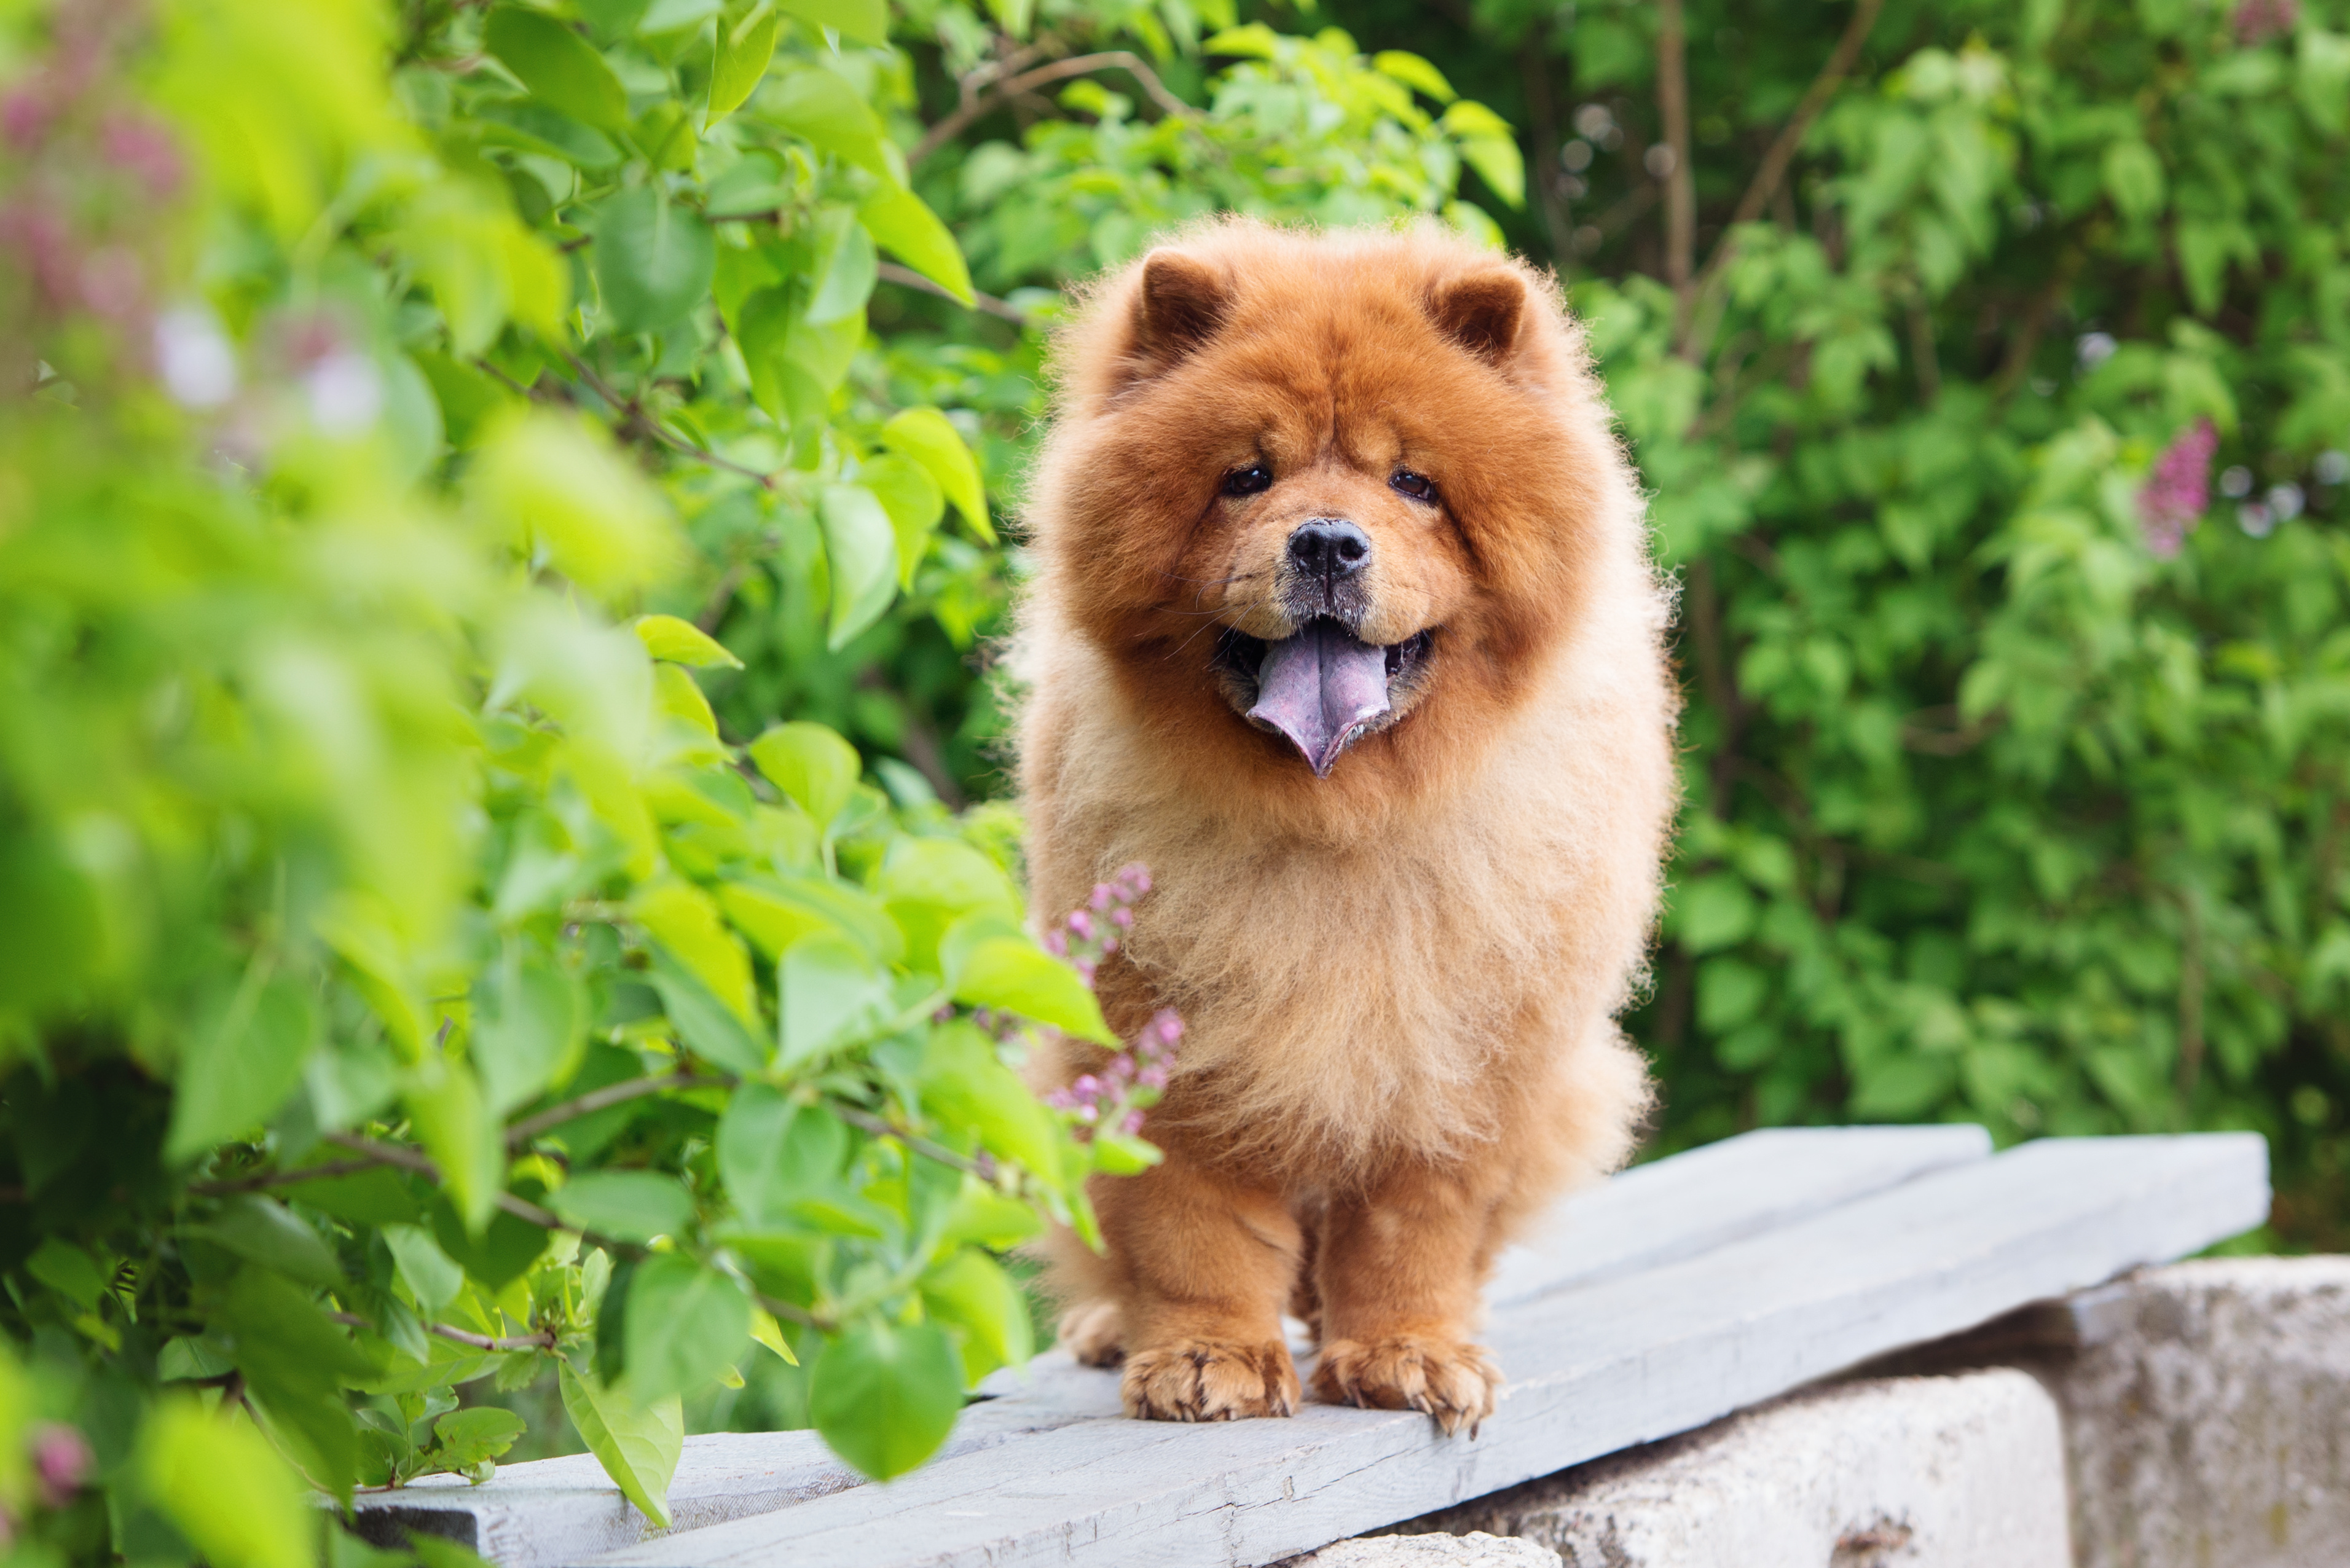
[
  {"xmin": 506, "ymin": 1072, "xmax": 721, "ymax": 1149},
  {"xmin": 755, "ymin": 1291, "xmax": 833, "ymax": 1333},
  {"xmin": 1656, "ymin": 0, "xmax": 1696, "ymax": 305},
  {"xmin": 874, "ymin": 261, "xmax": 1032, "ymax": 326},
  {"xmin": 320, "ymin": 1132, "xmax": 572, "ymax": 1236},
  {"xmin": 831, "ymin": 1105, "xmax": 999, "ymax": 1181},
  {"xmin": 1719, "ymin": 0, "xmax": 1883, "ymax": 237},
  {"xmin": 911, "ymin": 51, "xmax": 1192, "ymax": 164},
  {"xmin": 330, "ymin": 1311, "xmax": 556, "ymax": 1353},
  {"xmin": 192, "ymin": 1157, "xmax": 395, "ymax": 1197},
  {"xmin": 1681, "ymin": 0, "xmax": 1884, "ymax": 359},
  {"xmin": 560, "ymin": 351, "xmax": 778, "ymax": 490}
]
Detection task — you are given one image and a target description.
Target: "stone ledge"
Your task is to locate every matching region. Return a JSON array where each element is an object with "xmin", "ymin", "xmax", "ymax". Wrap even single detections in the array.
[
  {"xmin": 1386, "ymin": 1369, "xmax": 2070, "ymax": 1568},
  {"xmin": 2041, "ymin": 1257, "xmax": 2350, "ymax": 1568}
]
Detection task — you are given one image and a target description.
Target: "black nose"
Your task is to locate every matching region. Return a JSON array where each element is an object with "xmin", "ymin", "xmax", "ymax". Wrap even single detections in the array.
[{"xmin": 1287, "ymin": 519, "xmax": 1371, "ymax": 580}]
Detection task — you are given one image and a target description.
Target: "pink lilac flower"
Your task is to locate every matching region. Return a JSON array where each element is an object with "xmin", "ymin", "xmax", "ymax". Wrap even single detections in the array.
[
  {"xmin": 2233, "ymin": 0, "xmax": 2298, "ymax": 45},
  {"xmin": 1034, "ymin": 864, "xmax": 1185, "ymax": 1142},
  {"xmin": 32, "ymin": 1424, "xmax": 90, "ymax": 1507},
  {"xmin": 2137, "ymin": 417, "xmax": 2218, "ymax": 559}
]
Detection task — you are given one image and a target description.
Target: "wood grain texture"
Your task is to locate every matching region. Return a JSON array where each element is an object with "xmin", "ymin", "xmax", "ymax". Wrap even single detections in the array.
[
  {"xmin": 352, "ymin": 1124, "xmax": 1986, "ymax": 1562},
  {"xmin": 578, "ymin": 1133, "xmax": 2266, "ymax": 1568}
]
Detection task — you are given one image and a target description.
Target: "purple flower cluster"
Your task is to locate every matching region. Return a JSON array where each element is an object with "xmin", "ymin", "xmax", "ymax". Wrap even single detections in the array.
[
  {"xmin": 1042, "ymin": 1008, "xmax": 1184, "ymax": 1140},
  {"xmin": 1038, "ymin": 861, "xmax": 1152, "ymax": 984},
  {"xmin": 1034, "ymin": 864, "xmax": 1186, "ymax": 1141},
  {"xmin": 2233, "ymin": 0, "xmax": 2298, "ymax": 45},
  {"xmin": 2137, "ymin": 417, "xmax": 2218, "ymax": 559}
]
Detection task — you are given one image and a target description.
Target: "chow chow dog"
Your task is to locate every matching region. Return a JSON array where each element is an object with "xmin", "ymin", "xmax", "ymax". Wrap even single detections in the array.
[{"xmin": 1012, "ymin": 220, "xmax": 1677, "ymax": 1434}]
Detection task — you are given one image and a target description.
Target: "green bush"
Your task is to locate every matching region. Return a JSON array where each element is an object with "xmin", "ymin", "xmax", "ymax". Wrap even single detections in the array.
[
  {"xmin": 0, "ymin": 0, "xmax": 1527, "ymax": 1558},
  {"xmin": 1308, "ymin": 0, "xmax": 2350, "ymax": 1243}
]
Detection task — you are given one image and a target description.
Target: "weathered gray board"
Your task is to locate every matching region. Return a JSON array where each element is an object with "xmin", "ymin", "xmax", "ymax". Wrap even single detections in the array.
[
  {"xmin": 353, "ymin": 1124, "xmax": 1990, "ymax": 1565},
  {"xmin": 352, "ymin": 1129, "xmax": 2265, "ymax": 1568},
  {"xmin": 586, "ymin": 1134, "xmax": 2267, "ymax": 1568}
]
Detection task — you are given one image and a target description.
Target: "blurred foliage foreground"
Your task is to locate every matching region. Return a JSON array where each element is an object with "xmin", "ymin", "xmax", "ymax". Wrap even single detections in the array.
[{"xmin": 0, "ymin": 0, "xmax": 1530, "ymax": 1562}]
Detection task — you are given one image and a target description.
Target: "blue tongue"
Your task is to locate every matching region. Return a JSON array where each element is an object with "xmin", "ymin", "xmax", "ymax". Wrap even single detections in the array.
[{"xmin": 1245, "ymin": 621, "xmax": 1391, "ymax": 777}]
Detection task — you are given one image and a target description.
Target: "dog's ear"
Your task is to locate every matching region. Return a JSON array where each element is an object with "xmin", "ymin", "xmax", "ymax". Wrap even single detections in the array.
[
  {"xmin": 1427, "ymin": 268, "xmax": 1527, "ymax": 363},
  {"xmin": 1131, "ymin": 249, "xmax": 1231, "ymax": 364}
]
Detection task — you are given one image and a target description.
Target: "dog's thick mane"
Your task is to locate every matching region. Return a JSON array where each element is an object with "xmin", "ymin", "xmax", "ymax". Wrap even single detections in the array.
[{"xmin": 1012, "ymin": 216, "xmax": 1676, "ymax": 1188}]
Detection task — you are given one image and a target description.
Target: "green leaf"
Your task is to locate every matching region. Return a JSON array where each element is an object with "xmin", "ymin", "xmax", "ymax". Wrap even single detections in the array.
[
  {"xmin": 1674, "ymin": 875, "xmax": 1757, "ymax": 955},
  {"xmin": 632, "ymin": 614, "xmax": 744, "ymax": 668},
  {"xmin": 779, "ymin": 932, "xmax": 896, "ymax": 1068},
  {"xmin": 805, "ymin": 208, "xmax": 879, "ymax": 326},
  {"xmin": 548, "ymin": 1170, "xmax": 694, "ymax": 1243},
  {"xmin": 919, "ymin": 1248, "xmax": 1033, "ymax": 1384},
  {"xmin": 431, "ymin": 1198, "xmax": 550, "ymax": 1294},
  {"xmin": 862, "ymin": 458, "xmax": 944, "ymax": 590},
  {"xmin": 709, "ymin": 4, "xmax": 782, "ymax": 120},
  {"xmin": 483, "ymin": 8, "xmax": 631, "ymax": 134},
  {"xmin": 1373, "ymin": 50, "xmax": 1455, "ymax": 102},
  {"xmin": 592, "ymin": 186, "xmax": 717, "ymax": 334},
  {"xmin": 951, "ymin": 936, "xmax": 1115, "ymax": 1044},
  {"xmin": 819, "ymin": 482, "xmax": 899, "ymax": 649},
  {"xmin": 405, "ymin": 1057, "xmax": 503, "ymax": 1235},
  {"xmin": 880, "ymin": 409, "xmax": 990, "ymax": 541},
  {"xmin": 559, "ymin": 1358, "xmax": 683, "ymax": 1528},
  {"xmin": 196, "ymin": 1196, "xmax": 344, "ymax": 1289},
  {"xmin": 718, "ymin": 1084, "xmax": 850, "ymax": 1225},
  {"xmin": 769, "ymin": 69, "xmax": 896, "ymax": 181},
  {"xmin": 857, "ymin": 186, "xmax": 973, "ymax": 305},
  {"xmin": 2101, "ymin": 138, "xmax": 2166, "ymax": 224},
  {"xmin": 167, "ymin": 972, "xmax": 316, "ymax": 1164},
  {"xmin": 430, "ymin": 1407, "xmax": 529, "ymax": 1470},
  {"xmin": 26, "ymin": 1238, "xmax": 107, "ymax": 1308},
  {"xmin": 918, "ymin": 1022, "xmax": 1062, "ymax": 1177},
  {"xmin": 381, "ymin": 1221, "xmax": 465, "ymax": 1311},
  {"xmin": 646, "ymin": 945, "xmax": 772, "ymax": 1076},
  {"xmin": 141, "ymin": 1401, "xmax": 315, "ymax": 1568},
  {"xmin": 777, "ymin": 0, "xmax": 889, "ymax": 46},
  {"xmin": 624, "ymin": 1255, "xmax": 753, "ymax": 1401},
  {"xmin": 632, "ymin": 879, "xmax": 760, "ymax": 1027},
  {"xmin": 747, "ymin": 722, "xmax": 862, "ymax": 829},
  {"xmin": 474, "ymin": 949, "xmax": 585, "ymax": 1115},
  {"xmin": 808, "ymin": 1319, "xmax": 963, "ymax": 1480}
]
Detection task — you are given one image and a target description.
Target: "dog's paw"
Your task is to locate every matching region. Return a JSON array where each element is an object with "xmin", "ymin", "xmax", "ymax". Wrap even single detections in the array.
[
  {"xmin": 1311, "ymin": 1334, "xmax": 1499, "ymax": 1437},
  {"xmin": 1056, "ymin": 1299, "xmax": 1127, "ymax": 1367},
  {"xmin": 1121, "ymin": 1338, "xmax": 1300, "ymax": 1422}
]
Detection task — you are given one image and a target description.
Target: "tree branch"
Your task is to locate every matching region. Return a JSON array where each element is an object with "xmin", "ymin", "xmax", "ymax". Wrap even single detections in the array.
[
  {"xmin": 911, "ymin": 52, "xmax": 1192, "ymax": 165},
  {"xmin": 831, "ymin": 1105, "xmax": 1000, "ymax": 1181},
  {"xmin": 560, "ymin": 352, "xmax": 779, "ymax": 490},
  {"xmin": 192, "ymin": 1157, "xmax": 398, "ymax": 1197},
  {"xmin": 321, "ymin": 1132, "xmax": 571, "ymax": 1235},
  {"xmin": 874, "ymin": 261, "xmax": 1032, "ymax": 326},
  {"xmin": 1721, "ymin": 0, "xmax": 1882, "ymax": 237},
  {"xmin": 1656, "ymin": 0, "xmax": 1697, "ymax": 303},
  {"xmin": 331, "ymin": 1311, "xmax": 556, "ymax": 1352},
  {"xmin": 1678, "ymin": 0, "xmax": 1882, "ymax": 363},
  {"xmin": 506, "ymin": 1072, "xmax": 722, "ymax": 1149}
]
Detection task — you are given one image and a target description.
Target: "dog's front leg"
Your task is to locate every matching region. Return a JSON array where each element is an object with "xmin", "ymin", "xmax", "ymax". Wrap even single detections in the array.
[
  {"xmin": 1308, "ymin": 1161, "xmax": 1500, "ymax": 1436},
  {"xmin": 1091, "ymin": 1145, "xmax": 1303, "ymax": 1422}
]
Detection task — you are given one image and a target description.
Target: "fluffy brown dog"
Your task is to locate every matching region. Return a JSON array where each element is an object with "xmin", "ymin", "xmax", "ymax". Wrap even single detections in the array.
[{"xmin": 1012, "ymin": 220, "xmax": 1677, "ymax": 1434}]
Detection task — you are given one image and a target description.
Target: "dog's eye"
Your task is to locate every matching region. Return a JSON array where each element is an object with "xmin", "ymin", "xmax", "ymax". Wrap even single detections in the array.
[
  {"xmin": 1391, "ymin": 469, "xmax": 1438, "ymax": 503},
  {"xmin": 1222, "ymin": 465, "xmax": 1273, "ymax": 497}
]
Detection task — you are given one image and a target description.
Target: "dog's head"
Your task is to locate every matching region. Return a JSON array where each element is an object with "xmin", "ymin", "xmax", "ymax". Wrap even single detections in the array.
[{"xmin": 1028, "ymin": 222, "xmax": 1633, "ymax": 800}]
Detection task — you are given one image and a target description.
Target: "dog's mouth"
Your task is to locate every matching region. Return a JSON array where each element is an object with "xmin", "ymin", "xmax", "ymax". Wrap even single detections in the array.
[{"xmin": 1214, "ymin": 620, "xmax": 1436, "ymax": 778}]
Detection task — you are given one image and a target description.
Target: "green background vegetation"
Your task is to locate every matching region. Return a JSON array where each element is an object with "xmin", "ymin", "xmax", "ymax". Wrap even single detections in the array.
[{"xmin": 1, "ymin": 0, "xmax": 2344, "ymax": 1561}]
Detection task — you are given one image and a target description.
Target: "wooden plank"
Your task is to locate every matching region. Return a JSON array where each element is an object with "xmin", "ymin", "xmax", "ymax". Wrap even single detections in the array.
[
  {"xmin": 358, "ymin": 1124, "xmax": 1986, "ymax": 1562},
  {"xmin": 1483, "ymin": 1123, "xmax": 1990, "ymax": 1307},
  {"xmin": 580, "ymin": 1132, "xmax": 2267, "ymax": 1568}
]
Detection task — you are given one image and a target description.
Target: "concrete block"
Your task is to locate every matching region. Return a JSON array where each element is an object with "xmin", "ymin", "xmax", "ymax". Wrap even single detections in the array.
[
  {"xmin": 1287, "ymin": 1534, "xmax": 1564, "ymax": 1567},
  {"xmin": 2042, "ymin": 1257, "xmax": 2350, "ymax": 1568},
  {"xmin": 1396, "ymin": 1370, "xmax": 2070, "ymax": 1568}
]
